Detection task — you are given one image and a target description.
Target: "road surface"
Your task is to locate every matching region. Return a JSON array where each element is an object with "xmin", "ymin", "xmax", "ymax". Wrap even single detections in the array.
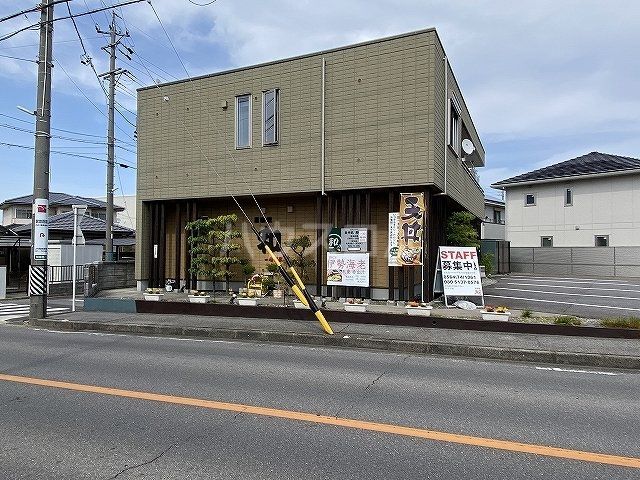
[{"xmin": 0, "ymin": 324, "xmax": 638, "ymax": 479}]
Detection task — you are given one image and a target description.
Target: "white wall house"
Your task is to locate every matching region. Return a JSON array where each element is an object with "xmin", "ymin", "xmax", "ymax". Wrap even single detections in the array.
[
  {"xmin": 95, "ymin": 194, "xmax": 136, "ymax": 230},
  {"xmin": 493, "ymin": 152, "xmax": 640, "ymax": 248},
  {"xmin": 481, "ymin": 197, "xmax": 505, "ymax": 240},
  {"xmin": 492, "ymin": 152, "xmax": 640, "ymax": 278}
]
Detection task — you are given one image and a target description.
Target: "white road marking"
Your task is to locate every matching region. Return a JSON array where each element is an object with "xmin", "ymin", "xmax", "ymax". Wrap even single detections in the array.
[
  {"xmin": 504, "ymin": 276, "xmax": 639, "ymax": 287},
  {"xmin": 494, "ymin": 282, "xmax": 640, "ymax": 294},
  {"xmin": 492, "ymin": 287, "xmax": 640, "ymax": 301},
  {"xmin": 484, "ymin": 294, "xmax": 640, "ymax": 312},
  {"xmin": 535, "ymin": 366, "xmax": 619, "ymax": 376},
  {"xmin": 0, "ymin": 303, "xmax": 69, "ymax": 321}
]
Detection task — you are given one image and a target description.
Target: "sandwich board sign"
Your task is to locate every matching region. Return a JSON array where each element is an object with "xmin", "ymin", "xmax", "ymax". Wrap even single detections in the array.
[{"xmin": 433, "ymin": 246, "xmax": 484, "ymax": 307}]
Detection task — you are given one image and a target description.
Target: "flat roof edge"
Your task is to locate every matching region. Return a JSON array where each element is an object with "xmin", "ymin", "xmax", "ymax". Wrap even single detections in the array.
[{"xmin": 137, "ymin": 27, "xmax": 438, "ymax": 92}]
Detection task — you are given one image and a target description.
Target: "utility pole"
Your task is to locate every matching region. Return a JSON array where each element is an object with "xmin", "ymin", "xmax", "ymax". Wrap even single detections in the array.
[
  {"xmin": 97, "ymin": 11, "xmax": 129, "ymax": 261},
  {"xmin": 29, "ymin": 0, "xmax": 54, "ymax": 323}
]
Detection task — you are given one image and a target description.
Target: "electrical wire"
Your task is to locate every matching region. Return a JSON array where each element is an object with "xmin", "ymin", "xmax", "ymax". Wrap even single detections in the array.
[
  {"xmin": 0, "ymin": 53, "xmax": 36, "ymax": 62},
  {"xmin": 0, "ymin": 141, "xmax": 136, "ymax": 168},
  {"xmin": 187, "ymin": 0, "xmax": 218, "ymax": 5},
  {"xmin": 147, "ymin": 2, "xmax": 189, "ymax": 77}
]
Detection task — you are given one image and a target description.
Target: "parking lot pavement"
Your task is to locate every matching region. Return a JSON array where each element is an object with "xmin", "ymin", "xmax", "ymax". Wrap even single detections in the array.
[{"xmin": 484, "ymin": 274, "xmax": 640, "ymax": 319}]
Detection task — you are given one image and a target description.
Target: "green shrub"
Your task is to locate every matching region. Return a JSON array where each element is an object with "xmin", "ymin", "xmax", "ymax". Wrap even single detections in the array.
[
  {"xmin": 554, "ymin": 316, "xmax": 581, "ymax": 326},
  {"xmin": 600, "ymin": 317, "xmax": 640, "ymax": 329},
  {"xmin": 479, "ymin": 253, "xmax": 494, "ymax": 275},
  {"xmin": 521, "ymin": 308, "xmax": 533, "ymax": 318}
]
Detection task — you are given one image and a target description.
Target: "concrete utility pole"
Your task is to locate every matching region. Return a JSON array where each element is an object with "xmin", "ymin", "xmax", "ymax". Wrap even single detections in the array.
[
  {"xmin": 97, "ymin": 11, "xmax": 129, "ymax": 261},
  {"xmin": 29, "ymin": 0, "xmax": 54, "ymax": 322}
]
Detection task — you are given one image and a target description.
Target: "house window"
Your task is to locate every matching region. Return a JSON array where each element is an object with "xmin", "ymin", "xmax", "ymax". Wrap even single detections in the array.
[
  {"xmin": 595, "ymin": 235, "xmax": 609, "ymax": 247},
  {"xmin": 541, "ymin": 236, "xmax": 553, "ymax": 247},
  {"xmin": 525, "ymin": 193, "xmax": 536, "ymax": 206},
  {"xmin": 235, "ymin": 94, "xmax": 251, "ymax": 149},
  {"xmin": 91, "ymin": 212, "xmax": 106, "ymax": 221},
  {"xmin": 15, "ymin": 207, "xmax": 32, "ymax": 219},
  {"xmin": 493, "ymin": 209, "xmax": 503, "ymax": 224},
  {"xmin": 448, "ymin": 96, "xmax": 461, "ymax": 155},
  {"xmin": 262, "ymin": 89, "xmax": 279, "ymax": 145},
  {"xmin": 565, "ymin": 188, "xmax": 573, "ymax": 206}
]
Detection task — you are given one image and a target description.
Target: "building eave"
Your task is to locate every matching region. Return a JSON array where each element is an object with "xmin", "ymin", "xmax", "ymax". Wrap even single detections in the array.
[{"xmin": 491, "ymin": 168, "xmax": 640, "ymax": 189}]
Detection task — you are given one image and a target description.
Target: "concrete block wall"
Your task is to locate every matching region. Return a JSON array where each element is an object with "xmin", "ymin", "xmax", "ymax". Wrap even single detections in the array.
[{"xmin": 85, "ymin": 261, "xmax": 136, "ymax": 297}]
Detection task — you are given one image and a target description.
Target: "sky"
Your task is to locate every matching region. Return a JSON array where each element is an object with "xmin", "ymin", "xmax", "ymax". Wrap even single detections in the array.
[{"xmin": 1, "ymin": 0, "xmax": 639, "ymax": 215}]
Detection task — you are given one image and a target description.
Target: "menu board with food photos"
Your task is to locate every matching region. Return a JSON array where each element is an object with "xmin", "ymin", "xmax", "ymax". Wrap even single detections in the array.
[{"xmin": 326, "ymin": 252, "xmax": 370, "ymax": 287}]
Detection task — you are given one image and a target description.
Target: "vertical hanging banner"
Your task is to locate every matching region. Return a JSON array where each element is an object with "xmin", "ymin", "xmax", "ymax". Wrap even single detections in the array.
[
  {"xmin": 388, "ymin": 212, "xmax": 400, "ymax": 266},
  {"xmin": 33, "ymin": 198, "xmax": 48, "ymax": 260},
  {"xmin": 398, "ymin": 193, "xmax": 425, "ymax": 265}
]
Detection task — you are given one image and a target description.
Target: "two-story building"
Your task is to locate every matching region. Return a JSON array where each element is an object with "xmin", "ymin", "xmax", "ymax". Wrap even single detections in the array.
[
  {"xmin": 136, "ymin": 28, "xmax": 485, "ymax": 300},
  {"xmin": 492, "ymin": 151, "xmax": 640, "ymax": 277},
  {"xmin": 0, "ymin": 193, "xmax": 124, "ymax": 229}
]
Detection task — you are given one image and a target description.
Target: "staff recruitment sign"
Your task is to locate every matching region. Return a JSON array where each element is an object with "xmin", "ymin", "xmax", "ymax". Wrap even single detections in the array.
[{"xmin": 437, "ymin": 246, "xmax": 484, "ymax": 306}]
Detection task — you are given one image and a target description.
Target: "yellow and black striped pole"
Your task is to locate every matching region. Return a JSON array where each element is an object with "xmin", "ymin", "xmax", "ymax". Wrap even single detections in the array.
[{"xmin": 262, "ymin": 244, "xmax": 333, "ymax": 335}]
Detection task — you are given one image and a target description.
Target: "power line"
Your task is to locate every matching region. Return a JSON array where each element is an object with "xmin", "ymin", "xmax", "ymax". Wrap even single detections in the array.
[
  {"xmin": 0, "ymin": 53, "xmax": 36, "ymax": 62},
  {"xmin": 0, "ymin": 0, "xmax": 147, "ymax": 42},
  {"xmin": 0, "ymin": 36, "xmax": 103, "ymax": 49},
  {"xmin": 0, "ymin": 0, "xmax": 71, "ymax": 25},
  {"xmin": 147, "ymin": 1, "xmax": 189, "ymax": 77},
  {"xmin": 0, "ymin": 141, "xmax": 136, "ymax": 168}
]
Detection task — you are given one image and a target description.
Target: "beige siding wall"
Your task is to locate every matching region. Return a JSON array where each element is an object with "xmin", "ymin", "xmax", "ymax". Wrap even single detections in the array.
[
  {"xmin": 432, "ymin": 40, "xmax": 485, "ymax": 218},
  {"xmin": 137, "ymin": 30, "xmax": 458, "ymax": 203}
]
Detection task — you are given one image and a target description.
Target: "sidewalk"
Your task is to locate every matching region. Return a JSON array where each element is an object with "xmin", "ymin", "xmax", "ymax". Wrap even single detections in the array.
[{"xmin": 33, "ymin": 310, "xmax": 640, "ymax": 370}]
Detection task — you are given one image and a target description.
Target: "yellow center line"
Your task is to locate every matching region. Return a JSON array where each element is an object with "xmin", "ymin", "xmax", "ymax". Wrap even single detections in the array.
[{"xmin": 1, "ymin": 372, "xmax": 638, "ymax": 469}]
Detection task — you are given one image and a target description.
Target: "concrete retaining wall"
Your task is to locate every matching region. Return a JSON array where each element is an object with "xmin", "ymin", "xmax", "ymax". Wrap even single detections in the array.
[
  {"xmin": 85, "ymin": 261, "xmax": 136, "ymax": 297},
  {"xmin": 511, "ymin": 247, "xmax": 640, "ymax": 277}
]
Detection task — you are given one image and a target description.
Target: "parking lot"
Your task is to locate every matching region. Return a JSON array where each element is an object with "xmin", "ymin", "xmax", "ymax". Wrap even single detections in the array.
[{"xmin": 483, "ymin": 274, "xmax": 640, "ymax": 319}]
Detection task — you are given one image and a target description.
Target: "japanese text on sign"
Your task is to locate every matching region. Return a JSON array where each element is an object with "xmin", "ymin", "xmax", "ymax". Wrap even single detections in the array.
[
  {"xmin": 439, "ymin": 246, "xmax": 483, "ymax": 296},
  {"xmin": 327, "ymin": 252, "xmax": 370, "ymax": 287},
  {"xmin": 398, "ymin": 193, "xmax": 425, "ymax": 265}
]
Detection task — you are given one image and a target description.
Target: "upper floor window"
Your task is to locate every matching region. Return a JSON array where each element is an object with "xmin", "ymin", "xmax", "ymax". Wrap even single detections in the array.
[
  {"xmin": 448, "ymin": 96, "xmax": 461, "ymax": 155},
  {"xmin": 262, "ymin": 89, "xmax": 279, "ymax": 145},
  {"xmin": 565, "ymin": 188, "xmax": 573, "ymax": 206},
  {"xmin": 91, "ymin": 211, "xmax": 107, "ymax": 221},
  {"xmin": 15, "ymin": 207, "xmax": 32, "ymax": 219},
  {"xmin": 235, "ymin": 94, "xmax": 251, "ymax": 149},
  {"xmin": 525, "ymin": 193, "xmax": 536, "ymax": 206},
  {"xmin": 595, "ymin": 235, "xmax": 609, "ymax": 247},
  {"xmin": 541, "ymin": 236, "xmax": 553, "ymax": 247},
  {"xmin": 493, "ymin": 209, "xmax": 503, "ymax": 224}
]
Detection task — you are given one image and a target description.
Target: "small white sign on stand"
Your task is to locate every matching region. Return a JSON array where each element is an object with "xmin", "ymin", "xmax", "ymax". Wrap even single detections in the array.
[{"xmin": 433, "ymin": 246, "xmax": 484, "ymax": 307}]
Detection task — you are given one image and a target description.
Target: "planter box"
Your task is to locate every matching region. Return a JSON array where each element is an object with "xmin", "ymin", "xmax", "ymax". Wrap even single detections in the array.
[
  {"xmin": 293, "ymin": 300, "xmax": 308, "ymax": 309},
  {"xmin": 272, "ymin": 289, "xmax": 284, "ymax": 299},
  {"xmin": 188, "ymin": 295, "xmax": 210, "ymax": 304},
  {"xmin": 344, "ymin": 303, "xmax": 367, "ymax": 313},
  {"xmin": 481, "ymin": 311, "xmax": 511, "ymax": 322},
  {"xmin": 238, "ymin": 298, "xmax": 259, "ymax": 306},
  {"xmin": 406, "ymin": 306, "xmax": 433, "ymax": 317},
  {"xmin": 143, "ymin": 293, "xmax": 164, "ymax": 302}
]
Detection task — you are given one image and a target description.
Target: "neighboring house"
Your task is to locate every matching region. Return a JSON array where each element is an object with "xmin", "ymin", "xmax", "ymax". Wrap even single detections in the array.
[
  {"xmin": 136, "ymin": 28, "xmax": 485, "ymax": 299},
  {"xmin": 95, "ymin": 194, "xmax": 136, "ymax": 230},
  {"xmin": 481, "ymin": 197, "xmax": 505, "ymax": 240},
  {"xmin": 0, "ymin": 192, "xmax": 125, "ymax": 228},
  {"xmin": 491, "ymin": 152, "xmax": 640, "ymax": 277}
]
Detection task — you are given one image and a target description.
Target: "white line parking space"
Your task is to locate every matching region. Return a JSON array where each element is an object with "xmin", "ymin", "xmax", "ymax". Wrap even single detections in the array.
[{"xmin": 485, "ymin": 275, "xmax": 640, "ymax": 319}]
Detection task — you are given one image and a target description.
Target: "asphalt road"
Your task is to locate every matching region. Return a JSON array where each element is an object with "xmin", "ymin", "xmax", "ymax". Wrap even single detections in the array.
[
  {"xmin": 484, "ymin": 274, "xmax": 640, "ymax": 319},
  {"xmin": 0, "ymin": 324, "xmax": 639, "ymax": 479}
]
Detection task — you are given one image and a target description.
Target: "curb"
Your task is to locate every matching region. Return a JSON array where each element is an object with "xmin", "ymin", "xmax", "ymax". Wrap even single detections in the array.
[{"xmin": 32, "ymin": 318, "xmax": 640, "ymax": 370}]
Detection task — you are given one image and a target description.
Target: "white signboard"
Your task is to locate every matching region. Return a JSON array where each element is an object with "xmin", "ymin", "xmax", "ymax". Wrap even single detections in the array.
[
  {"xmin": 439, "ymin": 246, "xmax": 483, "ymax": 297},
  {"xmin": 327, "ymin": 252, "xmax": 370, "ymax": 287},
  {"xmin": 33, "ymin": 198, "xmax": 48, "ymax": 260},
  {"xmin": 388, "ymin": 212, "xmax": 400, "ymax": 266},
  {"xmin": 341, "ymin": 228, "xmax": 368, "ymax": 252}
]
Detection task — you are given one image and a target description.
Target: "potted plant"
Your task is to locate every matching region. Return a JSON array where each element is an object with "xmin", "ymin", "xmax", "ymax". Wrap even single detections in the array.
[
  {"xmin": 344, "ymin": 297, "xmax": 368, "ymax": 313},
  {"xmin": 143, "ymin": 287, "xmax": 164, "ymax": 301},
  {"xmin": 187, "ymin": 290, "xmax": 211, "ymax": 303},
  {"xmin": 481, "ymin": 305, "xmax": 511, "ymax": 321},
  {"xmin": 238, "ymin": 275, "xmax": 262, "ymax": 306},
  {"xmin": 405, "ymin": 300, "xmax": 434, "ymax": 317}
]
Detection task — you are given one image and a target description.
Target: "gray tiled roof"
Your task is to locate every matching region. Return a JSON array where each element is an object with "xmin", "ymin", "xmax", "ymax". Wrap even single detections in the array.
[
  {"xmin": 0, "ymin": 225, "xmax": 17, "ymax": 236},
  {"xmin": 12, "ymin": 212, "xmax": 134, "ymax": 234},
  {"xmin": 491, "ymin": 152, "xmax": 640, "ymax": 188},
  {"xmin": 0, "ymin": 192, "xmax": 124, "ymax": 211}
]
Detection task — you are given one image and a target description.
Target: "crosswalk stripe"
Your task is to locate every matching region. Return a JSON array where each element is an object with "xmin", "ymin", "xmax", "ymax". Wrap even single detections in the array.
[{"xmin": 0, "ymin": 303, "xmax": 69, "ymax": 320}]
